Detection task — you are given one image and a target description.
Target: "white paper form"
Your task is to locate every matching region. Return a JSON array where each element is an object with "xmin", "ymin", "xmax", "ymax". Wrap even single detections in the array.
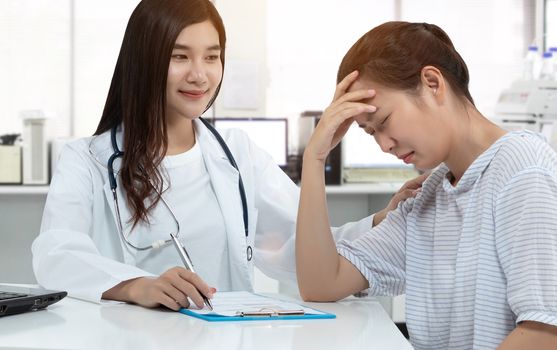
[{"xmin": 190, "ymin": 291, "xmax": 325, "ymax": 316}]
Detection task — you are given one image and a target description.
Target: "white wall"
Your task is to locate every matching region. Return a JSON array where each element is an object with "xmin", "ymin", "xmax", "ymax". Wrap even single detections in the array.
[
  {"xmin": 0, "ymin": 0, "xmax": 542, "ymax": 141},
  {"xmin": 266, "ymin": 0, "xmax": 396, "ymax": 154},
  {"xmin": 214, "ymin": 0, "xmax": 268, "ymax": 118},
  {"xmin": 0, "ymin": 0, "xmax": 268, "ymax": 137},
  {"xmin": 0, "ymin": 0, "xmax": 71, "ymax": 138},
  {"xmin": 0, "ymin": 0, "xmax": 138, "ymax": 139},
  {"xmin": 400, "ymin": 0, "xmax": 527, "ymax": 119},
  {"xmin": 0, "ymin": 0, "xmax": 550, "ymax": 313},
  {"xmin": 547, "ymin": 0, "xmax": 557, "ymax": 48},
  {"xmin": 265, "ymin": 0, "xmax": 533, "ymax": 155},
  {"xmin": 72, "ymin": 0, "xmax": 139, "ymax": 137}
]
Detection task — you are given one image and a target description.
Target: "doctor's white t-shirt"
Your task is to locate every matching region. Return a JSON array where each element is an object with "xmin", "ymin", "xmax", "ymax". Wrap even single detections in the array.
[{"xmin": 133, "ymin": 141, "xmax": 232, "ymax": 291}]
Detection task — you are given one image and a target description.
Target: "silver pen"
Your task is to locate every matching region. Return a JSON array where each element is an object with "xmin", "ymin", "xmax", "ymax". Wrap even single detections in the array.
[{"xmin": 169, "ymin": 233, "xmax": 213, "ymax": 311}]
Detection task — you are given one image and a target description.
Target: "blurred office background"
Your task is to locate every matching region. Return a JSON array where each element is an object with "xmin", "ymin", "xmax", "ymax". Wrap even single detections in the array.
[
  {"xmin": 1, "ymin": 0, "xmax": 556, "ymax": 330},
  {"xmin": 0, "ymin": 0, "xmax": 552, "ymax": 142}
]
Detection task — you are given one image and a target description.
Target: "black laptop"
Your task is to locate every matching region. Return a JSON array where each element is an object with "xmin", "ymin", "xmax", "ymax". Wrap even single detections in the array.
[{"xmin": 0, "ymin": 284, "xmax": 67, "ymax": 317}]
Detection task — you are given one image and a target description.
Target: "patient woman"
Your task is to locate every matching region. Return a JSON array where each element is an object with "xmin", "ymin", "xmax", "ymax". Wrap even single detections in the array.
[{"xmin": 296, "ymin": 21, "xmax": 557, "ymax": 349}]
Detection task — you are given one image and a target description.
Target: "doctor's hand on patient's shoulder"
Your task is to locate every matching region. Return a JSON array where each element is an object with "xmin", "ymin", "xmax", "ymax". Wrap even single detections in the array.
[
  {"xmin": 372, "ymin": 172, "xmax": 430, "ymax": 227},
  {"xmin": 303, "ymin": 71, "xmax": 376, "ymax": 163},
  {"xmin": 102, "ymin": 267, "xmax": 216, "ymax": 311}
]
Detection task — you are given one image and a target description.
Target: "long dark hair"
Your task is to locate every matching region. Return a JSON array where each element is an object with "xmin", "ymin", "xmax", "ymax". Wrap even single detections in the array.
[
  {"xmin": 94, "ymin": 0, "xmax": 226, "ymax": 227},
  {"xmin": 338, "ymin": 21, "xmax": 474, "ymax": 105}
]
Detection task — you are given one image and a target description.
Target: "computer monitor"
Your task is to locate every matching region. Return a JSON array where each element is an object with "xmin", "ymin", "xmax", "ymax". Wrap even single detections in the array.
[
  {"xmin": 211, "ymin": 118, "xmax": 288, "ymax": 167},
  {"xmin": 342, "ymin": 123, "xmax": 411, "ymax": 169}
]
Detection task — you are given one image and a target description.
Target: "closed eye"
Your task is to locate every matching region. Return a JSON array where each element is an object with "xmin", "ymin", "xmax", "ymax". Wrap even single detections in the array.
[
  {"xmin": 375, "ymin": 114, "xmax": 390, "ymax": 132},
  {"xmin": 358, "ymin": 124, "xmax": 375, "ymax": 136}
]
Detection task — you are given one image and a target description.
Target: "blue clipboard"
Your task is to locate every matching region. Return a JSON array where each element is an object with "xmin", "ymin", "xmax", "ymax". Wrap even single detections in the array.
[{"xmin": 178, "ymin": 292, "xmax": 336, "ymax": 322}]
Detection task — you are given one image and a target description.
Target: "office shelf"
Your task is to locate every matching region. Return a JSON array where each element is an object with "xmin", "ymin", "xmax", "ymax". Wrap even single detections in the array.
[
  {"xmin": 0, "ymin": 185, "xmax": 49, "ymax": 195},
  {"xmin": 0, "ymin": 183, "xmax": 402, "ymax": 196},
  {"xmin": 325, "ymin": 182, "xmax": 404, "ymax": 195}
]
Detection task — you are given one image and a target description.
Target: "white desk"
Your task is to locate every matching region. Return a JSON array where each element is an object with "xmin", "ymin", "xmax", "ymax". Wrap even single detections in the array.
[{"xmin": 0, "ymin": 294, "xmax": 412, "ymax": 350}]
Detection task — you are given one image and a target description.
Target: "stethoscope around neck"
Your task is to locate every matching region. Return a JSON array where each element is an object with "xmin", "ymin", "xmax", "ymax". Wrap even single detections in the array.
[{"xmin": 107, "ymin": 117, "xmax": 252, "ymax": 261}]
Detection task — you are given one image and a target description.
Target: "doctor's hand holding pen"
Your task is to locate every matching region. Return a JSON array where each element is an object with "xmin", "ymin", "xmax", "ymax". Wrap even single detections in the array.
[{"xmin": 102, "ymin": 268, "xmax": 216, "ymax": 311}]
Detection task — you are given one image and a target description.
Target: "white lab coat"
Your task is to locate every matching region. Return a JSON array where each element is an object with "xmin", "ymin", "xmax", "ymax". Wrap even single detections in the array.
[{"xmin": 32, "ymin": 118, "xmax": 372, "ymax": 302}]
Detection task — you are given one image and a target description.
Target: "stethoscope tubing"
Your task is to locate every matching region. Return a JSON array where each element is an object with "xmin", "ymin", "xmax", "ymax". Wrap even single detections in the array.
[{"xmin": 106, "ymin": 119, "xmax": 252, "ymax": 260}]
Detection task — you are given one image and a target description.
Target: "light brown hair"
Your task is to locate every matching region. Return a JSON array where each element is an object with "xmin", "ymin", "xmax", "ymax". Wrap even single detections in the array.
[{"xmin": 338, "ymin": 21, "xmax": 474, "ymax": 105}]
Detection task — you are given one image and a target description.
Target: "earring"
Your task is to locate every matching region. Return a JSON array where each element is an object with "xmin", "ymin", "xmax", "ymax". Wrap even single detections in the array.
[{"xmin": 433, "ymin": 88, "xmax": 438, "ymax": 95}]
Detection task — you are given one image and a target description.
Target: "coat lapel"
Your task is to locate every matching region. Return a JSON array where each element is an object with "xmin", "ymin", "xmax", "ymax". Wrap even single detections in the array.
[
  {"xmin": 194, "ymin": 119, "xmax": 253, "ymax": 291},
  {"xmin": 88, "ymin": 127, "xmax": 137, "ymax": 265}
]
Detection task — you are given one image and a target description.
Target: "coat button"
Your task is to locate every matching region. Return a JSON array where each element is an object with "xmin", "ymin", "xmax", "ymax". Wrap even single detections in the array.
[{"xmin": 246, "ymin": 246, "xmax": 253, "ymax": 261}]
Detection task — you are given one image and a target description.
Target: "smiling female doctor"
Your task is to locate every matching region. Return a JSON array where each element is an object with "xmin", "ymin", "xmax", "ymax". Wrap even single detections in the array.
[{"xmin": 31, "ymin": 0, "xmax": 415, "ymax": 311}]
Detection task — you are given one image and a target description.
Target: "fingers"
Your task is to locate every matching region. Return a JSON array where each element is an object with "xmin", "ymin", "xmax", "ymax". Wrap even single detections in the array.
[
  {"xmin": 304, "ymin": 71, "xmax": 376, "ymax": 162},
  {"xmin": 416, "ymin": 171, "xmax": 431, "ymax": 183},
  {"xmin": 333, "ymin": 70, "xmax": 360, "ymax": 101},
  {"xmin": 176, "ymin": 269, "xmax": 214, "ymax": 308},
  {"xmin": 395, "ymin": 188, "xmax": 421, "ymax": 202},
  {"xmin": 332, "ymin": 88, "xmax": 376, "ymax": 109},
  {"xmin": 153, "ymin": 267, "xmax": 214, "ymax": 310},
  {"xmin": 400, "ymin": 172, "xmax": 430, "ymax": 191},
  {"xmin": 324, "ymin": 74, "xmax": 376, "ymax": 136},
  {"xmin": 387, "ymin": 187, "xmax": 421, "ymax": 212},
  {"xmin": 159, "ymin": 284, "xmax": 190, "ymax": 311},
  {"xmin": 323, "ymin": 102, "xmax": 374, "ymax": 130},
  {"xmin": 375, "ymin": 174, "xmax": 428, "ymax": 227},
  {"xmin": 336, "ymin": 117, "xmax": 355, "ymax": 138},
  {"xmin": 327, "ymin": 99, "xmax": 376, "ymax": 117}
]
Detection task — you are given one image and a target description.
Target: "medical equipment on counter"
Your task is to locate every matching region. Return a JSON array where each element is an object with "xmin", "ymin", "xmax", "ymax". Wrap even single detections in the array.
[
  {"xmin": 21, "ymin": 111, "xmax": 48, "ymax": 185},
  {"xmin": 0, "ymin": 134, "xmax": 21, "ymax": 184},
  {"xmin": 495, "ymin": 80, "xmax": 557, "ymax": 118},
  {"xmin": 494, "ymin": 80, "xmax": 557, "ymax": 148}
]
